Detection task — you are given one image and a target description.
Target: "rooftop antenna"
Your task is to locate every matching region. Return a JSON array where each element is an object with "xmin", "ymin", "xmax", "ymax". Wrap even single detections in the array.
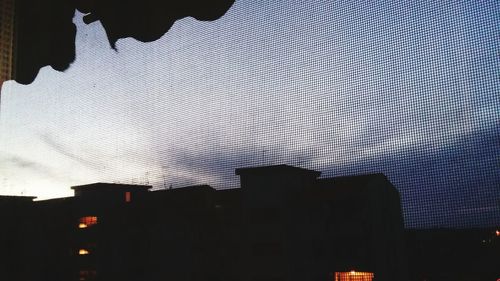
[
  {"xmin": 161, "ymin": 165, "xmax": 168, "ymax": 190},
  {"xmin": 145, "ymin": 171, "xmax": 150, "ymax": 185},
  {"xmin": 162, "ymin": 174, "xmax": 167, "ymax": 190}
]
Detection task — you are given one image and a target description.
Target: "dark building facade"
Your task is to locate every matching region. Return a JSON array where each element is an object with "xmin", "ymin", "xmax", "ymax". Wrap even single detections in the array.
[
  {"xmin": 405, "ymin": 228, "xmax": 500, "ymax": 281},
  {"xmin": 0, "ymin": 164, "xmax": 407, "ymax": 281},
  {"xmin": 0, "ymin": 195, "xmax": 37, "ymax": 281},
  {"xmin": 0, "ymin": 0, "xmax": 15, "ymax": 90}
]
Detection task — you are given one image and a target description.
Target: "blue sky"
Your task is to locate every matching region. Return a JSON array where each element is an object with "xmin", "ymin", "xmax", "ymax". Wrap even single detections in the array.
[{"xmin": 0, "ymin": 1, "xmax": 499, "ymax": 227}]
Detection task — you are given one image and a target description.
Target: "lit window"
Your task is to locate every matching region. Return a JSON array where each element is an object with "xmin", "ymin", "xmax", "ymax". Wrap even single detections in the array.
[
  {"xmin": 78, "ymin": 216, "xmax": 98, "ymax": 228},
  {"xmin": 78, "ymin": 249, "xmax": 90, "ymax": 255},
  {"xmin": 125, "ymin": 191, "xmax": 131, "ymax": 202},
  {"xmin": 334, "ymin": 271, "xmax": 374, "ymax": 281}
]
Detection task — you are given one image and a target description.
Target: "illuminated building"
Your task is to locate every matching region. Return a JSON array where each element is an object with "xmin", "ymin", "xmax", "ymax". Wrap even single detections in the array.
[
  {"xmin": 1, "ymin": 165, "xmax": 408, "ymax": 281},
  {"xmin": 0, "ymin": 0, "xmax": 15, "ymax": 91}
]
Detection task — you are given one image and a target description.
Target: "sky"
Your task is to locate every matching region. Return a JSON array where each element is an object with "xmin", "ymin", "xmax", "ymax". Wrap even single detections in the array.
[{"xmin": 0, "ymin": 1, "xmax": 499, "ymax": 228}]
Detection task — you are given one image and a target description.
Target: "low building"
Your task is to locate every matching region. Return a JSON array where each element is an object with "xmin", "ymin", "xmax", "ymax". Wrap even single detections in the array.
[{"xmin": 1, "ymin": 164, "xmax": 407, "ymax": 281}]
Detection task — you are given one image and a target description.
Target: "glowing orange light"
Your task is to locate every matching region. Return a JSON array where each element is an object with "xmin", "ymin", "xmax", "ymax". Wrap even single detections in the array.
[
  {"xmin": 78, "ymin": 216, "xmax": 98, "ymax": 228},
  {"xmin": 125, "ymin": 191, "xmax": 131, "ymax": 202},
  {"xmin": 495, "ymin": 230, "xmax": 499, "ymax": 237},
  {"xmin": 335, "ymin": 271, "xmax": 374, "ymax": 281},
  {"xmin": 78, "ymin": 249, "xmax": 89, "ymax": 255}
]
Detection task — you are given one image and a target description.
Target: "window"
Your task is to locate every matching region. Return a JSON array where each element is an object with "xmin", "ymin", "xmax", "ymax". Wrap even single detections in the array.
[
  {"xmin": 334, "ymin": 271, "xmax": 374, "ymax": 281},
  {"xmin": 78, "ymin": 216, "xmax": 98, "ymax": 229},
  {"xmin": 78, "ymin": 249, "xmax": 90, "ymax": 255},
  {"xmin": 125, "ymin": 191, "xmax": 131, "ymax": 203}
]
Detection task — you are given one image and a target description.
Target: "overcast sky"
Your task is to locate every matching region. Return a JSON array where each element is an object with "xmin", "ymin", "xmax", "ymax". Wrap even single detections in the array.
[{"xmin": 0, "ymin": 1, "xmax": 498, "ymax": 228}]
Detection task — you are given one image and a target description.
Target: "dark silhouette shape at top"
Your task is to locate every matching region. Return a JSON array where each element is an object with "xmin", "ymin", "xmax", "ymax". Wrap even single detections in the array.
[
  {"xmin": 14, "ymin": 0, "xmax": 76, "ymax": 85},
  {"xmin": 12, "ymin": 0, "xmax": 235, "ymax": 85},
  {"xmin": 75, "ymin": 0, "xmax": 235, "ymax": 48}
]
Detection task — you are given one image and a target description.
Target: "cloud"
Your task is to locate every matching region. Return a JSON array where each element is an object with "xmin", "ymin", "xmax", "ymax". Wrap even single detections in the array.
[
  {"xmin": 0, "ymin": 152, "xmax": 69, "ymax": 184},
  {"xmin": 320, "ymin": 124, "xmax": 500, "ymax": 228},
  {"xmin": 145, "ymin": 121, "xmax": 499, "ymax": 228},
  {"xmin": 38, "ymin": 133, "xmax": 103, "ymax": 170},
  {"xmin": 2, "ymin": 154, "xmax": 50, "ymax": 173}
]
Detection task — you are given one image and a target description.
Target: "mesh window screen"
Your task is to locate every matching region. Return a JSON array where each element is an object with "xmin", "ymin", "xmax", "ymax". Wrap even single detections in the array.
[{"xmin": 0, "ymin": 2, "xmax": 498, "ymax": 277}]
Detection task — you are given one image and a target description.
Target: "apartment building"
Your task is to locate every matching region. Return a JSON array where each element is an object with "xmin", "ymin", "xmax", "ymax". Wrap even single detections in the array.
[{"xmin": 0, "ymin": 164, "xmax": 407, "ymax": 281}]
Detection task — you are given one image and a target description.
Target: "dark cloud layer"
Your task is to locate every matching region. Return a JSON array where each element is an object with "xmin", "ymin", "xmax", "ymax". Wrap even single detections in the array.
[
  {"xmin": 327, "ymin": 126, "xmax": 500, "ymax": 228},
  {"xmin": 38, "ymin": 133, "xmax": 102, "ymax": 170},
  {"xmin": 1, "ymin": 154, "xmax": 61, "ymax": 182},
  {"xmin": 157, "ymin": 125, "xmax": 499, "ymax": 228}
]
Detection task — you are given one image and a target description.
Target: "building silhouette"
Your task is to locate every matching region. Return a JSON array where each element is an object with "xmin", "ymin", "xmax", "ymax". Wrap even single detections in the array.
[
  {"xmin": 0, "ymin": 0, "xmax": 15, "ymax": 90},
  {"xmin": 0, "ymin": 164, "xmax": 407, "ymax": 281}
]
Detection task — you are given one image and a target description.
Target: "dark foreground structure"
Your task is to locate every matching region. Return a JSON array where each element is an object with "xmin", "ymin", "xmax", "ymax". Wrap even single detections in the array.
[
  {"xmin": 405, "ymin": 228, "xmax": 500, "ymax": 281},
  {"xmin": 0, "ymin": 164, "xmax": 407, "ymax": 281}
]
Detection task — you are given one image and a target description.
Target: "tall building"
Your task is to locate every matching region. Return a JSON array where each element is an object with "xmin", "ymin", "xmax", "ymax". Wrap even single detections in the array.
[{"xmin": 0, "ymin": 0, "xmax": 15, "ymax": 92}]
